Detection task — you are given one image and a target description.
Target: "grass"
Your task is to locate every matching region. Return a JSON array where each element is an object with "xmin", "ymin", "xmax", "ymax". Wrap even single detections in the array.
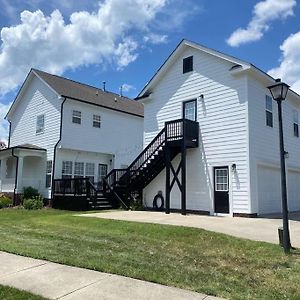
[
  {"xmin": 0, "ymin": 208, "xmax": 299, "ymax": 299},
  {"xmin": 0, "ymin": 284, "xmax": 47, "ymax": 300}
]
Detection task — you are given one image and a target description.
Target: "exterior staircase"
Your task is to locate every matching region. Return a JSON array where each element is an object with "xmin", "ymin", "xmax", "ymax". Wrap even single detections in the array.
[{"xmin": 103, "ymin": 118, "xmax": 199, "ymax": 211}]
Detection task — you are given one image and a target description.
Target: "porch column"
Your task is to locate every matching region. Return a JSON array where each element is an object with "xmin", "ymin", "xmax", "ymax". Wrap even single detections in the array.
[
  {"xmin": 0, "ymin": 158, "xmax": 7, "ymax": 191},
  {"xmin": 15, "ymin": 156, "xmax": 24, "ymax": 194}
]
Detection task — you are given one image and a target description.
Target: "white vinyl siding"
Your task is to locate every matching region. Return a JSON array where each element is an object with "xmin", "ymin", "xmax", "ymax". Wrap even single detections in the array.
[
  {"xmin": 143, "ymin": 47, "xmax": 249, "ymax": 214},
  {"xmin": 61, "ymin": 100, "xmax": 143, "ymax": 168},
  {"xmin": 248, "ymin": 76, "xmax": 300, "ymax": 214}
]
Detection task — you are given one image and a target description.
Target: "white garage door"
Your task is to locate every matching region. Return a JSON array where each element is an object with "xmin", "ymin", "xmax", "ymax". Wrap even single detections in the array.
[
  {"xmin": 257, "ymin": 165, "xmax": 281, "ymax": 214},
  {"xmin": 287, "ymin": 170, "xmax": 300, "ymax": 211}
]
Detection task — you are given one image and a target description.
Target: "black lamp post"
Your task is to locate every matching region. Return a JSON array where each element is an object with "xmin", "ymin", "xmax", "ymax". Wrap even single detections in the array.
[{"xmin": 267, "ymin": 78, "xmax": 291, "ymax": 254}]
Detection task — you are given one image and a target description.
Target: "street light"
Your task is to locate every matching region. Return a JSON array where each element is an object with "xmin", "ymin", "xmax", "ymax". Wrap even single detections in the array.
[{"xmin": 267, "ymin": 78, "xmax": 291, "ymax": 254}]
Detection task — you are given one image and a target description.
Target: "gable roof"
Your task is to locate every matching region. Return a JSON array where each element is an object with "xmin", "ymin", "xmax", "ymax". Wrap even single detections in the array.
[
  {"xmin": 137, "ymin": 39, "xmax": 300, "ymax": 101},
  {"xmin": 33, "ymin": 69, "xmax": 144, "ymax": 117},
  {"xmin": 6, "ymin": 69, "xmax": 143, "ymax": 119}
]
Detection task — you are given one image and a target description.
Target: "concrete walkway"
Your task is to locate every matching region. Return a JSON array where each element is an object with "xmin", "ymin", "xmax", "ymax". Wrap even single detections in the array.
[
  {"xmin": 80, "ymin": 211, "xmax": 300, "ymax": 248},
  {"xmin": 0, "ymin": 251, "xmax": 223, "ymax": 300}
]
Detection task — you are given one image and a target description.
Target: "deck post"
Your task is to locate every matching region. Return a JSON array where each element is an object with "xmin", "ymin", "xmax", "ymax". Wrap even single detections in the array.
[
  {"xmin": 181, "ymin": 120, "xmax": 187, "ymax": 215},
  {"xmin": 165, "ymin": 145, "xmax": 171, "ymax": 214}
]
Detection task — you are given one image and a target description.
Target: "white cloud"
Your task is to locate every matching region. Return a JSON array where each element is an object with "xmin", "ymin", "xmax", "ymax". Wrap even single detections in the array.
[
  {"xmin": 121, "ymin": 83, "xmax": 135, "ymax": 93},
  {"xmin": 0, "ymin": 102, "xmax": 12, "ymax": 144},
  {"xmin": 268, "ymin": 31, "xmax": 300, "ymax": 94},
  {"xmin": 0, "ymin": 0, "xmax": 170, "ymax": 95},
  {"xmin": 227, "ymin": 0, "xmax": 296, "ymax": 47},
  {"xmin": 144, "ymin": 33, "xmax": 167, "ymax": 44}
]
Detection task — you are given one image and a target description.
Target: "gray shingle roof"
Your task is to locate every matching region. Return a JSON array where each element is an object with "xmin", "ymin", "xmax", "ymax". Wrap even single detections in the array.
[{"xmin": 33, "ymin": 69, "xmax": 144, "ymax": 118}]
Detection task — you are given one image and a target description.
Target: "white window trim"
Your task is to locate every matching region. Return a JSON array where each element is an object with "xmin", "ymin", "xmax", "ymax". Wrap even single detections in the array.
[
  {"xmin": 72, "ymin": 110, "xmax": 82, "ymax": 124},
  {"xmin": 36, "ymin": 114, "xmax": 45, "ymax": 134}
]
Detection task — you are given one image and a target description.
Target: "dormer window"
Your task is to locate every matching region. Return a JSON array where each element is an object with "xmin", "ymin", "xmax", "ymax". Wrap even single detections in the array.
[{"xmin": 183, "ymin": 56, "xmax": 193, "ymax": 74}]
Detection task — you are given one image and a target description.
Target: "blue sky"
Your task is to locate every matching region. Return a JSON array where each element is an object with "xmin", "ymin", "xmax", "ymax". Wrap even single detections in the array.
[{"xmin": 0, "ymin": 0, "xmax": 299, "ymax": 141}]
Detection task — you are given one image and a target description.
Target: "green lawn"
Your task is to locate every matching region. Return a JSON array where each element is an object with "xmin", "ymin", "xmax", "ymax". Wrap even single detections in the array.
[
  {"xmin": 0, "ymin": 284, "xmax": 47, "ymax": 300},
  {"xmin": 0, "ymin": 209, "xmax": 299, "ymax": 300}
]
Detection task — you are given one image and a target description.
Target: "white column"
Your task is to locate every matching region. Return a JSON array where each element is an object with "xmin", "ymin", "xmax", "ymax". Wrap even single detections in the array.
[
  {"xmin": 0, "ymin": 158, "xmax": 7, "ymax": 191},
  {"xmin": 16, "ymin": 156, "xmax": 24, "ymax": 194}
]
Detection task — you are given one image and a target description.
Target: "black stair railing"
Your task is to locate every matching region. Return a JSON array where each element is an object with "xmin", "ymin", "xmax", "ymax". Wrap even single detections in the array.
[{"xmin": 104, "ymin": 119, "xmax": 199, "ymax": 205}]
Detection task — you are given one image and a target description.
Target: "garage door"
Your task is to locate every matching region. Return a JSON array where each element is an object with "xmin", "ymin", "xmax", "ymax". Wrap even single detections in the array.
[
  {"xmin": 257, "ymin": 165, "xmax": 281, "ymax": 214},
  {"xmin": 288, "ymin": 170, "xmax": 300, "ymax": 211}
]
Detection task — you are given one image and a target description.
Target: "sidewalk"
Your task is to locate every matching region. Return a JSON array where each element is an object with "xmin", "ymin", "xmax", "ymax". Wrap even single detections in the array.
[{"xmin": 0, "ymin": 251, "xmax": 224, "ymax": 300}]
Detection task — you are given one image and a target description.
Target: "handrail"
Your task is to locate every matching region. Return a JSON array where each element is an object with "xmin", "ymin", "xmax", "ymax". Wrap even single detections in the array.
[{"xmin": 103, "ymin": 178, "xmax": 129, "ymax": 210}]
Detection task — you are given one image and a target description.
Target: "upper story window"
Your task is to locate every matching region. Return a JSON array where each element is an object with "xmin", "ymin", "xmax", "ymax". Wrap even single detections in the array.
[
  {"xmin": 265, "ymin": 95, "xmax": 273, "ymax": 127},
  {"xmin": 72, "ymin": 110, "xmax": 81, "ymax": 124},
  {"xmin": 183, "ymin": 99, "xmax": 197, "ymax": 121},
  {"xmin": 62, "ymin": 161, "xmax": 72, "ymax": 179},
  {"xmin": 183, "ymin": 56, "xmax": 193, "ymax": 74},
  {"xmin": 293, "ymin": 110, "xmax": 299, "ymax": 137},
  {"xmin": 93, "ymin": 115, "xmax": 101, "ymax": 128},
  {"xmin": 36, "ymin": 114, "xmax": 45, "ymax": 134}
]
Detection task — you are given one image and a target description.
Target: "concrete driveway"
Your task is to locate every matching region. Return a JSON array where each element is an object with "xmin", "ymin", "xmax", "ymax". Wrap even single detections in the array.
[{"xmin": 80, "ymin": 211, "xmax": 300, "ymax": 248}]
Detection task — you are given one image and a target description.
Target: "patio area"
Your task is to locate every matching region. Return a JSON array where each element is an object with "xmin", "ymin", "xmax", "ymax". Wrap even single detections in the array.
[{"xmin": 80, "ymin": 210, "xmax": 300, "ymax": 248}]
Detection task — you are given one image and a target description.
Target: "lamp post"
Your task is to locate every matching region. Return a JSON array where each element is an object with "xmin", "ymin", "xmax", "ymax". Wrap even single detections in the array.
[{"xmin": 267, "ymin": 78, "xmax": 291, "ymax": 254}]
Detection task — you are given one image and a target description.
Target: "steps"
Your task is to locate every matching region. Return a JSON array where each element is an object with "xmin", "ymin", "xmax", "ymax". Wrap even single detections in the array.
[{"xmin": 88, "ymin": 192, "xmax": 113, "ymax": 210}]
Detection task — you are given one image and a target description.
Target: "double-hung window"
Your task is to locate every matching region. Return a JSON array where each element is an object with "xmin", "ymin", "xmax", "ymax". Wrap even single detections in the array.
[
  {"xmin": 293, "ymin": 110, "xmax": 299, "ymax": 137},
  {"xmin": 72, "ymin": 110, "xmax": 81, "ymax": 124},
  {"xmin": 93, "ymin": 115, "xmax": 101, "ymax": 128},
  {"xmin": 45, "ymin": 160, "xmax": 52, "ymax": 188},
  {"xmin": 265, "ymin": 95, "xmax": 273, "ymax": 127},
  {"xmin": 183, "ymin": 99, "xmax": 197, "ymax": 121},
  {"xmin": 36, "ymin": 114, "xmax": 45, "ymax": 134},
  {"xmin": 85, "ymin": 163, "xmax": 95, "ymax": 183},
  {"xmin": 62, "ymin": 161, "xmax": 72, "ymax": 179},
  {"xmin": 74, "ymin": 162, "xmax": 84, "ymax": 178}
]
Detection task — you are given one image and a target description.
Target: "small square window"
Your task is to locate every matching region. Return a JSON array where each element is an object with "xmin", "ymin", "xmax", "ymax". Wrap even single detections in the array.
[
  {"xmin": 93, "ymin": 115, "xmax": 101, "ymax": 128},
  {"xmin": 36, "ymin": 114, "xmax": 45, "ymax": 134},
  {"xmin": 183, "ymin": 56, "xmax": 193, "ymax": 74},
  {"xmin": 72, "ymin": 110, "xmax": 81, "ymax": 124}
]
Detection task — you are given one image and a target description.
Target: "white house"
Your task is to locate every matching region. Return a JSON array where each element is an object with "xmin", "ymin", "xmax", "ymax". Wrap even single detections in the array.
[
  {"xmin": 0, "ymin": 69, "xmax": 143, "ymax": 203},
  {"xmin": 133, "ymin": 39, "xmax": 300, "ymax": 217}
]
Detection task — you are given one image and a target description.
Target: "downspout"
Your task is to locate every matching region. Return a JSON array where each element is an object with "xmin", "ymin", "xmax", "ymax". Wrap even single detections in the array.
[
  {"xmin": 11, "ymin": 147, "xmax": 19, "ymax": 206},
  {"xmin": 7, "ymin": 120, "xmax": 11, "ymax": 148},
  {"xmin": 51, "ymin": 97, "xmax": 66, "ymax": 199}
]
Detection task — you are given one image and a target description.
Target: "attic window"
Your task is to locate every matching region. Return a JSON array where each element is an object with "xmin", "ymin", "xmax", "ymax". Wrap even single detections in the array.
[
  {"xmin": 183, "ymin": 56, "xmax": 193, "ymax": 74},
  {"xmin": 36, "ymin": 114, "xmax": 45, "ymax": 134}
]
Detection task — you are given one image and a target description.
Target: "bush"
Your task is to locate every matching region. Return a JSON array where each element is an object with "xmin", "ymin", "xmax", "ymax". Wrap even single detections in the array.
[
  {"xmin": 23, "ymin": 196, "xmax": 43, "ymax": 210},
  {"xmin": 0, "ymin": 195, "xmax": 12, "ymax": 209},
  {"xmin": 23, "ymin": 186, "xmax": 39, "ymax": 200}
]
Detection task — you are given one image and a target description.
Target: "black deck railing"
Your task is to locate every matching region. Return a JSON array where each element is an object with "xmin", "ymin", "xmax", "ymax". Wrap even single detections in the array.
[
  {"xmin": 104, "ymin": 119, "xmax": 199, "ymax": 192},
  {"xmin": 53, "ymin": 177, "xmax": 97, "ymax": 199}
]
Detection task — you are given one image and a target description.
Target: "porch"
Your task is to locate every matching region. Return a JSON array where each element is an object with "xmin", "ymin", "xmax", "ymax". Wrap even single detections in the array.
[{"xmin": 0, "ymin": 145, "xmax": 47, "ymax": 201}]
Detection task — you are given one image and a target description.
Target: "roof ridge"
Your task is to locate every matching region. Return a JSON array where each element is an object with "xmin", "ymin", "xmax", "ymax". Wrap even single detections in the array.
[{"xmin": 33, "ymin": 68, "xmax": 132, "ymax": 101}]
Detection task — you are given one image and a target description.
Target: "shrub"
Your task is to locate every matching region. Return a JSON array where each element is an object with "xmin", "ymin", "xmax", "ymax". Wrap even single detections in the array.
[
  {"xmin": 23, "ymin": 186, "xmax": 39, "ymax": 200},
  {"xmin": 23, "ymin": 196, "xmax": 43, "ymax": 210},
  {"xmin": 0, "ymin": 195, "xmax": 12, "ymax": 209}
]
